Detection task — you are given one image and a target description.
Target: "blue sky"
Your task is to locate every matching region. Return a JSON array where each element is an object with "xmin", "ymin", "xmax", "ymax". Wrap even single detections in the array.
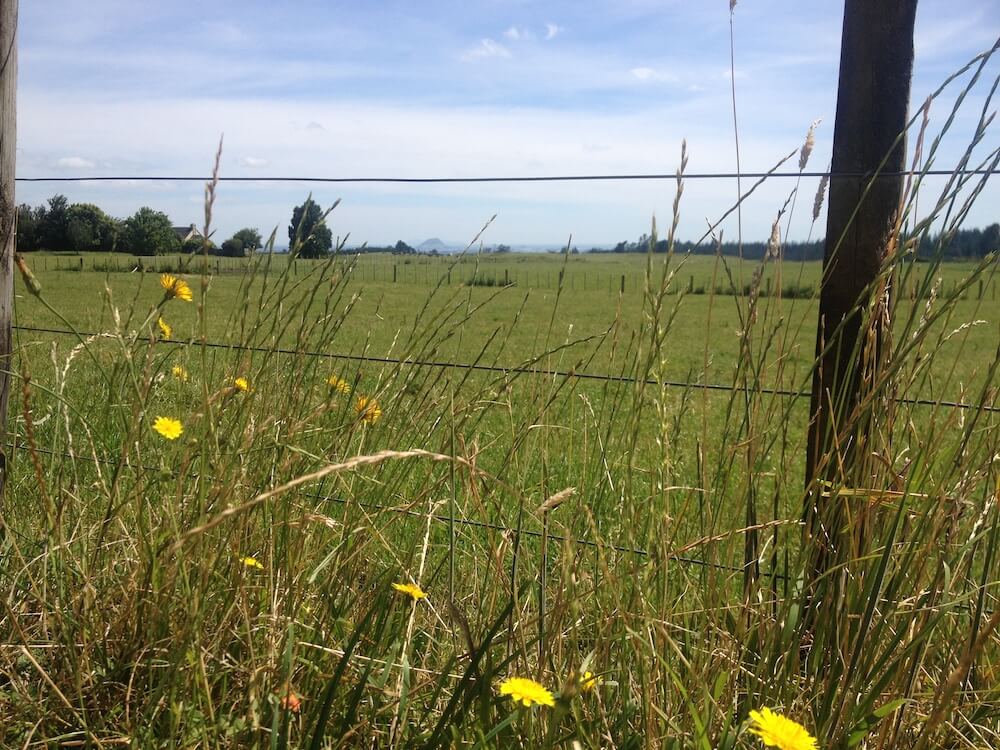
[{"xmin": 15, "ymin": 0, "xmax": 1000, "ymax": 247}]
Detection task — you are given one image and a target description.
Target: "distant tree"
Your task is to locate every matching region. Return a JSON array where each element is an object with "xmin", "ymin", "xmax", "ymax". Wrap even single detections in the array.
[
  {"xmin": 495, "ymin": 244, "xmax": 511, "ymax": 254},
  {"xmin": 288, "ymin": 199, "xmax": 332, "ymax": 258},
  {"xmin": 66, "ymin": 203, "xmax": 116, "ymax": 251},
  {"xmin": 393, "ymin": 240, "xmax": 416, "ymax": 255},
  {"xmin": 223, "ymin": 227, "xmax": 262, "ymax": 257},
  {"xmin": 16, "ymin": 203, "xmax": 45, "ymax": 251},
  {"xmin": 39, "ymin": 194, "xmax": 70, "ymax": 250},
  {"xmin": 122, "ymin": 207, "xmax": 181, "ymax": 256},
  {"xmin": 982, "ymin": 223, "xmax": 999, "ymax": 255}
]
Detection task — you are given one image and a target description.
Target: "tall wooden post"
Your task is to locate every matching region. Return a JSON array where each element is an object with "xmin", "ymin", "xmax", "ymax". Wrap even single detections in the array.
[
  {"xmin": 804, "ymin": 0, "xmax": 917, "ymax": 612},
  {"xmin": 0, "ymin": 1, "xmax": 17, "ymax": 504}
]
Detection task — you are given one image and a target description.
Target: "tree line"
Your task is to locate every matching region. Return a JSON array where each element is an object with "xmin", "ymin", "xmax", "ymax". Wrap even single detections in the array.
[
  {"xmin": 14, "ymin": 194, "xmax": 306, "ymax": 258},
  {"xmin": 608, "ymin": 222, "xmax": 999, "ymax": 260}
]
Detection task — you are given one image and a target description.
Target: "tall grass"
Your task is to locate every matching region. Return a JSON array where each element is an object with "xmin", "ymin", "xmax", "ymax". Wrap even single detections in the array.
[{"xmin": 2, "ymin": 46, "xmax": 999, "ymax": 750}]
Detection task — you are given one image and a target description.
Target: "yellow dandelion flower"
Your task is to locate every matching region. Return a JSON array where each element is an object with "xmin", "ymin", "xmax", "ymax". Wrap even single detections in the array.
[
  {"xmin": 579, "ymin": 671, "xmax": 602, "ymax": 692},
  {"xmin": 152, "ymin": 416, "xmax": 183, "ymax": 440},
  {"xmin": 157, "ymin": 317, "xmax": 172, "ymax": 340},
  {"xmin": 327, "ymin": 375, "xmax": 351, "ymax": 394},
  {"xmin": 498, "ymin": 677, "xmax": 555, "ymax": 708},
  {"xmin": 160, "ymin": 273, "xmax": 193, "ymax": 302},
  {"xmin": 171, "ymin": 364, "xmax": 189, "ymax": 382},
  {"xmin": 240, "ymin": 555, "xmax": 264, "ymax": 570},
  {"xmin": 355, "ymin": 395, "xmax": 382, "ymax": 424},
  {"xmin": 392, "ymin": 582, "xmax": 427, "ymax": 601},
  {"xmin": 234, "ymin": 377, "xmax": 251, "ymax": 393},
  {"xmin": 748, "ymin": 708, "xmax": 818, "ymax": 750}
]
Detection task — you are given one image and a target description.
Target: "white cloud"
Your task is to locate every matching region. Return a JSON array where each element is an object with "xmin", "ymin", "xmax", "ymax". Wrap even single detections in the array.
[
  {"xmin": 240, "ymin": 156, "xmax": 269, "ymax": 167},
  {"xmin": 462, "ymin": 39, "xmax": 511, "ymax": 61},
  {"xmin": 545, "ymin": 23, "xmax": 563, "ymax": 40},
  {"xmin": 630, "ymin": 66, "xmax": 677, "ymax": 83},
  {"xmin": 55, "ymin": 156, "xmax": 96, "ymax": 169},
  {"xmin": 503, "ymin": 26, "xmax": 528, "ymax": 41}
]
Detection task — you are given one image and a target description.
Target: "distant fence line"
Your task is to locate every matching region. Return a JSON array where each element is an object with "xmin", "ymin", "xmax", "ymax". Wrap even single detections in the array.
[
  {"xmin": 12, "ymin": 324, "xmax": 999, "ymax": 414},
  {"xmin": 19, "ymin": 253, "xmax": 999, "ymax": 301}
]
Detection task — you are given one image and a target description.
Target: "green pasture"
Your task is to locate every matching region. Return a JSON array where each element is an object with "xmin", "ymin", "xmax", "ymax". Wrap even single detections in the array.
[
  {"xmin": 3, "ymin": 247, "xmax": 999, "ymax": 747},
  {"xmin": 16, "ymin": 250, "xmax": 999, "ymax": 398}
]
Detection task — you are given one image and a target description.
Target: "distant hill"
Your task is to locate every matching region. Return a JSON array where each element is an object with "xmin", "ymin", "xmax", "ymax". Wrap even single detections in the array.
[{"xmin": 417, "ymin": 237, "xmax": 464, "ymax": 253}]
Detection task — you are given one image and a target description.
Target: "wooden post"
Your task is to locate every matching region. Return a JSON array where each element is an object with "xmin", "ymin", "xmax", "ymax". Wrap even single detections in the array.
[
  {"xmin": 804, "ymin": 0, "xmax": 917, "ymax": 614},
  {"xmin": 0, "ymin": 1, "xmax": 16, "ymax": 506}
]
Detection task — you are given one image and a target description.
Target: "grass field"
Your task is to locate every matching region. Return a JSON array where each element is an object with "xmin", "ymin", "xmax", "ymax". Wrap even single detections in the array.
[{"xmin": 2, "ymin": 236, "xmax": 998, "ymax": 748}]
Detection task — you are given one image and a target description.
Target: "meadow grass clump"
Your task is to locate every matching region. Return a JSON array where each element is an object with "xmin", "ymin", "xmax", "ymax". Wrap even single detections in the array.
[{"xmin": 2, "ymin": 52, "xmax": 1000, "ymax": 750}]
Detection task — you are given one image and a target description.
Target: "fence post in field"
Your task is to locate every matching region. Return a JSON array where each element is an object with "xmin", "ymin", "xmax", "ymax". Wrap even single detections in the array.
[
  {"xmin": 0, "ymin": 0, "xmax": 15, "ymax": 506},
  {"xmin": 803, "ymin": 0, "xmax": 917, "ymax": 630}
]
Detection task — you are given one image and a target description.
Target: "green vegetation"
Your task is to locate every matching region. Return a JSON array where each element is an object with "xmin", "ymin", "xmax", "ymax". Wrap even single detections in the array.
[
  {"xmin": 289, "ymin": 197, "xmax": 334, "ymax": 258},
  {"xmin": 3, "ymin": 224, "xmax": 998, "ymax": 746}
]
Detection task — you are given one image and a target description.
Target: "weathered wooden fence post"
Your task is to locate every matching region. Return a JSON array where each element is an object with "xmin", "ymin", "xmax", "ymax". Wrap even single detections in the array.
[
  {"xmin": 0, "ymin": 0, "xmax": 17, "ymax": 506},
  {"xmin": 803, "ymin": 0, "xmax": 917, "ymax": 630}
]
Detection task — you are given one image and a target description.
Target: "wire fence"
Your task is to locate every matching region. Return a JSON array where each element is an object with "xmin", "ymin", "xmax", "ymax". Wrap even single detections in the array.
[
  {"xmin": 12, "ymin": 324, "xmax": 999, "ymax": 413},
  {"xmin": 22, "ymin": 251, "xmax": 1000, "ymax": 302},
  {"xmin": 10, "ymin": 441, "xmax": 996, "ymax": 620},
  {"xmin": 13, "ymin": 167, "xmax": 1000, "ymax": 184}
]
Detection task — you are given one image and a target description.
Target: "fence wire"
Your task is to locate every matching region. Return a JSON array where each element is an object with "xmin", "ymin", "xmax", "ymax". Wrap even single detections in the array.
[
  {"xmin": 12, "ymin": 324, "xmax": 999, "ymax": 413},
  {"xmin": 13, "ymin": 168, "xmax": 1000, "ymax": 184}
]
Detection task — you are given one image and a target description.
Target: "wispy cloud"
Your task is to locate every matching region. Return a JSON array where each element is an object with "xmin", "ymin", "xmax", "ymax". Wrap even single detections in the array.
[
  {"xmin": 462, "ymin": 38, "xmax": 511, "ymax": 61},
  {"xmin": 239, "ymin": 156, "xmax": 269, "ymax": 168},
  {"xmin": 503, "ymin": 26, "xmax": 530, "ymax": 41},
  {"xmin": 545, "ymin": 23, "xmax": 563, "ymax": 40},
  {"xmin": 55, "ymin": 156, "xmax": 96, "ymax": 169},
  {"xmin": 630, "ymin": 66, "xmax": 677, "ymax": 83}
]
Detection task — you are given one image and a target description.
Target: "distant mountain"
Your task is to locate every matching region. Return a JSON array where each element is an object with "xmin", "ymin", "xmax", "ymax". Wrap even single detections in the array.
[{"xmin": 417, "ymin": 237, "xmax": 464, "ymax": 252}]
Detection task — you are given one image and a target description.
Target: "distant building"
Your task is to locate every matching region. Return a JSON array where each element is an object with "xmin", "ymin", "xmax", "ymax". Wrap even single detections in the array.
[{"xmin": 172, "ymin": 223, "xmax": 203, "ymax": 243}]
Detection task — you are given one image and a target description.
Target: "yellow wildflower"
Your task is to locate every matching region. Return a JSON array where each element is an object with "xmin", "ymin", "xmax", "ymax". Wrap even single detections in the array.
[
  {"xmin": 579, "ymin": 671, "xmax": 602, "ymax": 692},
  {"xmin": 327, "ymin": 375, "xmax": 351, "ymax": 394},
  {"xmin": 152, "ymin": 416, "xmax": 183, "ymax": 440},
  {"xmin": 240, "ymin": 555, "xmax": 264, "ymax": 570},
  {"xmin": 160, "ymin": 273, "xmax": 193, "ymax": 302},
  {"xmin": 355, "ymin": 395, "xmax": 382, "ymax": 424},
  {"xmin": 234, "ymin": 377, "xmax": 251, "ymax": 393},
  {"xmin": 171, "ymin": 364, "xmax": 189, "ymax": 382},
  {"xmin": 498, "ymin": 677, "xmax": 555, "ymax": 708},
  {"xmin": 157, "ymin": 317, "xmax": 172, "ymax": 340},
  {"xmin": 392, "ymin": 582, "xmax": 427, "ymax": 601},
  {"xmin": 748, "ymin": 708, "xmax": 818, "ymax": 750}
]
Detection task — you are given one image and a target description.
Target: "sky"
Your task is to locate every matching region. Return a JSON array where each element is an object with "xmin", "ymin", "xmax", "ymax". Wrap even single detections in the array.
[{"xmin": 14, "ymin": 0, "xmax": 1000, "ymax": 248}]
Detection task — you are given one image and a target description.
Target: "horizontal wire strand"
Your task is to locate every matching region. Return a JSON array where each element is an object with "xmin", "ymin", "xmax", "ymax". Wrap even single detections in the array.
[
  {"xmin": 12, "ymin": 323, "xmax": 999, "ymax": 413},
  {"xmin": 12, "ymin": 168, "xmax": 999, "ymax": 184}
]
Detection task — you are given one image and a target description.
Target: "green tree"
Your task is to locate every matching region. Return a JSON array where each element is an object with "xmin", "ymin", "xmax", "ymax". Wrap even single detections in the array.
[
  {"xmin": 122, "ymin": 207, "xmax": 181, "ymax": 256},
  {"xmin": 16, "ymin": 203, "xmax": 45, "ymax": 251},
  {"xmin": 39, "ymin": 194, "xmax": 70, "ymax": 251},
  {"xmin": 66, "ymin": 203, "xmax": 116, "ymax": 251},
  {"xmin": 288, "ymin": 199, "xmax": 332, "ymax": 258},
  {"xmin": 223, "ymin": 227, "xmax": 262, "ymax": 257}
]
